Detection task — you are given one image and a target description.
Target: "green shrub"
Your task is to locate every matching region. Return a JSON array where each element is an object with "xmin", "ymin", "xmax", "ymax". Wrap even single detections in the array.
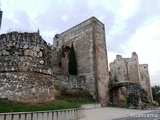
[
  {"xmin": 68, "ymin": 43, "xmax": 77, "ymax": 75},
  {"xmin": 152, "ymin": 85, "xmax": 160, "ymax": 105},
  {"xmin": 152, "ymin": 100, "xmax": 159, "ymax": 107}
]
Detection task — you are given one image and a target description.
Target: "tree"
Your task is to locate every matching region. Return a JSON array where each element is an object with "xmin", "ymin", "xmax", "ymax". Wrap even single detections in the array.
[
  {"xmin": 68, "ymin": 43, "xmax": 77, "ymax": 75},
  {"xmin": 152, "ymin": 85, "xmax": 160, "ymax": 105}
]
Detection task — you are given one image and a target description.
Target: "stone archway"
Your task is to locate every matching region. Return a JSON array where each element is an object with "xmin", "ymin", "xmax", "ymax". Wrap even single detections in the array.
[{"xmin": 109, "ymin": 82, "xmax": 149, "ymax": 109}]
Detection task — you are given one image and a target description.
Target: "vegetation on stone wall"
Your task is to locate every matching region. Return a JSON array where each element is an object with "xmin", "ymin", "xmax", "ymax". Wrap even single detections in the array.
[
  {"xmin": 0, "ymin": 79, "xmax": 95, "ymax": 113},
  {"xmin": 109, "ymin": 82, "xmax": 152, "ymax": 109},
  {"xmin": 152, "ymin": 85, "xmax": 160, "ymax": 105},
  {"xmin": 54, "ymin": 81, "xmax": 93, "ymax": 99},
  {"xmin": 0, "ymin": 96, "xmax": 94, "ymax": 113},
  {"xmin": 68, "ymin": 43, "xmax": 77, "ymax": 75},
  {"xmin": 0, "ymin": 80, "xmax": 94, "ymax": 113}
]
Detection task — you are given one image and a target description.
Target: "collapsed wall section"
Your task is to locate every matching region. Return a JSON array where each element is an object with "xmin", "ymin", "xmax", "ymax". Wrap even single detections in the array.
[
  {"xmin": 109, "ymin": 55, "xmax": 129, "ymax": 82},
  {"xmin": 0, "ymin": 32, "xmax": 54, "ymax": 102},
  {"xmin": 110, "ymin": 52, "xmax": 141, "ymax": 83},
  {"xmin": 109, "ymin": 52, "xmax": 153, "ymax": 103}
]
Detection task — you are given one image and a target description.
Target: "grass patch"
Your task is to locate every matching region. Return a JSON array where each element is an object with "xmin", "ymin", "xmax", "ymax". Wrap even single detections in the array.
[
  {"xmin": 0, "ymin": 80, "xmax": 96, "ymax": 113},
  {"xmin": 0, "ymin": 96, "xmax": 95, "ymax": 113}
]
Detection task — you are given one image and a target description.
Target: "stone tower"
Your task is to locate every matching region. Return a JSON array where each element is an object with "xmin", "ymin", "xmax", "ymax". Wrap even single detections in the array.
[
  {"xmin": 110, "ymin": 52, "xmax": 141, "ymax": 83},
  {"xmin": 53, "ymin": 17, "xmax": 110, "ymax": 103}
]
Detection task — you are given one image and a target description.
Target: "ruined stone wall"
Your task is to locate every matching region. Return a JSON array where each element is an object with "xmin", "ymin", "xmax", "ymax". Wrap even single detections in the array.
[
  {"xmin": 109, "ymin": 52, "xmax": 153, "ymax": 102},
  {"xmin": 110, "ymin": 52, "xmax": 140, "ymax": 83},
  {"xmin": 0, "ymin": 32, "xmax": 54, "ymax": 102},
  {"xmin": 0, "ymin": 32, "xmax": 52, "ymax": 74},
  {"xmin": 53, "ymin": 74, "xmax": 86, "ymax": 89},
  {"xmin": 128, "ymin": 52, "xmax": 141, "ymax": 83},
  {"xmin": 139, "ymin": 64, "xmax": 153, "ymax": 102},
  {"xmin": 0, "ymin": 72, "xmax": 54, "ymax": 102},
  {"xmin": 53, "ymin": 17, "xmax": 110, "ymax": 103},
  {"xmin": 109, "ymin": 55, "xmax": 129, "ymax": 82}
]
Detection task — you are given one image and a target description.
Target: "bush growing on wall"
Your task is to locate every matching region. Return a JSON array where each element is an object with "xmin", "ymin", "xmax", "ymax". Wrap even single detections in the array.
[
  {"xmin": 68, "ymin": 43, "xmax": 77, "ymax": 75},
  {"xmin": 152, "ymin": 85, "xmax": 160, "ymax": 105}
]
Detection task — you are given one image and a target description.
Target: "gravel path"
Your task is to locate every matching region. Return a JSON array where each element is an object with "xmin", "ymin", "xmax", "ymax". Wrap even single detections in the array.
[{"xmin": 80, "ymin": 107, "xmax": 156, "ymax": 120}]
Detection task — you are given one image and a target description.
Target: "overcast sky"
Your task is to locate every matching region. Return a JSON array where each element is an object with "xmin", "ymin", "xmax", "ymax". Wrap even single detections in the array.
[{"xmin": 0, "ymin": 0, "xmax": 160, "ymax": 86}]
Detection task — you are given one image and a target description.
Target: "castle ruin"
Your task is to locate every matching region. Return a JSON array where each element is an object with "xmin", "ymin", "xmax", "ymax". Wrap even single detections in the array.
[
  {"xmin": 109, "ymin": 52, "xmax": 153, "ymax": 103},
  {"xmin": 0, "ymin": 17, "xmax": 152, "ymax": 105}
]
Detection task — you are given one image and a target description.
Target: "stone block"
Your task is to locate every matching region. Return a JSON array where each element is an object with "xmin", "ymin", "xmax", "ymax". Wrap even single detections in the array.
[
  {"xmin": 48, "ymin": 112, "xmax": 52, "ymax": 120},
  {"xmin": 5, "ymin": 114, "xmax": 12, "ymax": 120},
  {"xmin": 39, "ymin": 60, "xmax": 44, "ymax": 64},
  {"xmin": 32, "ymin": 113, "xmax": 37, "ymax": 120},
  {"xmin": 2, "ymin": 50, "xmax": 9, "ymax": 55},
  {"xmin": 36, "ymin": 46, "xmax": 40, "ymax": 52},
  {"xmin": 37, "ymin": 113, "xmax": 43, "ymax": 120},
  {"xmin": 24, "ymin": 49, "xmax": 33, "ymax": 56},
  {"xmin": 23, "ymin": 44, "xmax": 29, "ymax": 49},
  {"xmin": 53, "ymin": 112, "xmax": 58, "ymax": 120},
  {"xmin": 43, "ymin": 113, "xmax": 48, "ymax": 120},
  {"xmin": 39, "ymin": 51, "xmax": 43, "ymax": 57},
  {"xmin": 58, "ymin": 111, "xmax": 62, "ymax": 120},
  {"xmin": 0, "ymin": 115, "xmax": 4, "ymax": 120},
  {"xmin": 33, "ymin": 51, "xmax": 37, "ymax": 57},
  {"xmin": 13, "ymin": 114, "xmax": 19, "ymax": 120}
]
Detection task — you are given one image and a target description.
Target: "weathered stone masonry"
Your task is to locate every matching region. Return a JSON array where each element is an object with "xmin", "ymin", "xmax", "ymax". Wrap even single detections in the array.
[
  {"xmin": 109, "ymin": 52, "xmax": 153, "ymax": 102},
  {"xmin": 139, "ymin": 64, "xmax": 153, "ymax": 102},
  {"xmin": 53, "ymin": 74, "xmax": 86, "ymax": 89},
  {"xmin": 0, "ymin": 17, "xmax": 153, "ymax": 105},
  {"xmin": 53, "ymin": 17, "xmax": 110, "ymax": 103},
  {"xmin": 0, "ymin": 32, "xmax": 54, "ymax": 102}
]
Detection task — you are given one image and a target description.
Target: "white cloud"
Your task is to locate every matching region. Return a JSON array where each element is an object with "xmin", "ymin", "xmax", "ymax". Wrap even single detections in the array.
[
  {"xmin": 29, "ymin": 11, "xmax": 37, "ymax": 19},
  {"xmin": 119, "ymin": 17, "xmax": 160, "ymax": 85},
  {"xmin": 57, "ymin": 0, "xmax": 74, "ymax": 8},
  {"xmin": 108, "ymin": 21, "xmax": 126, "ymax": 36},
  {"xmin": 9, "ymin": 0, "xmax": 14, "ymax": 7},
  {"xmin": 62, "ymin": 15, "xmax": 69, "ymax": 22},
  {"xmin": 117, "ymin": 0, "xmax": 140, "ymax": 20},
  {"xmin": 87, "ymin": 0, "xmax": 121, "ymax": 12},
  {"xmin": 1, "ymin": 0, "xmax": 7, "ymax": 9}
]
